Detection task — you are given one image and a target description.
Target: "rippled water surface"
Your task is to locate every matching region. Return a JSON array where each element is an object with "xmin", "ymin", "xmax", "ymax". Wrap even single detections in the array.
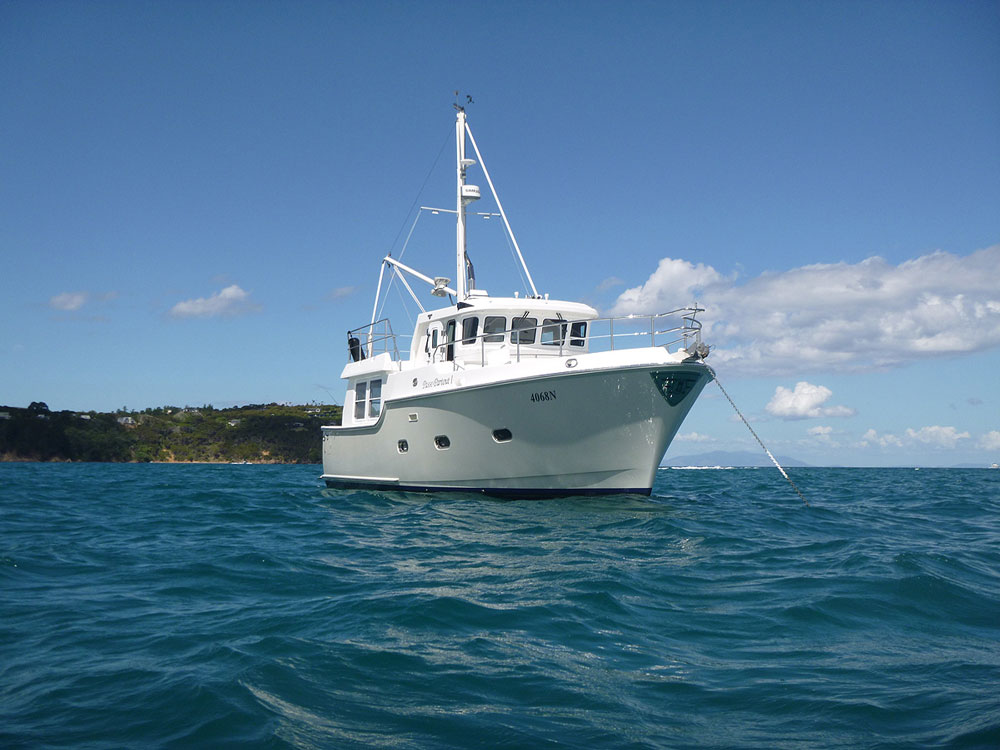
[{"xmin": 2, "ymin": 463, "xmax": 999, "ymax": 748}]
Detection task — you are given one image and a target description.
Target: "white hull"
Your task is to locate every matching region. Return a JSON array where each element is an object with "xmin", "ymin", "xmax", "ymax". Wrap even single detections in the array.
[{"xmin": 322, "ymin": 360, "xmax": 709, "ymax": 497}]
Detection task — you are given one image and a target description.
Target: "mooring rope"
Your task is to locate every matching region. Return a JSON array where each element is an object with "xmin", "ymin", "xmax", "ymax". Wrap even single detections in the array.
[{"xmin": 706, "ymin": 365, "xmax": 810, "ymax": 507}]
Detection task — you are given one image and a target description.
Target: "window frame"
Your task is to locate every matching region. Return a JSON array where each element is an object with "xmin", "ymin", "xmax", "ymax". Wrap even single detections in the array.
[
  {"xmin": 483, "ymin": 316, "xmax": 506, "ymax": 343},
  {"xmin": 368, "ymin": 379, "xmax": 382, "ymax": 418},
  {"xmin": 461, "ymin": 316, "xmax": 479, "ymax": 345},
  {"xmin": 353, "ymin": 381, "xmax": 368, "ymax": 420},
  {"xmin": 541, "ymin": 318, "xmax": 568, "ymax": 346},
  {"xmin": 510, "ymin": 316, "xmax": 538, "ymax": 345}
]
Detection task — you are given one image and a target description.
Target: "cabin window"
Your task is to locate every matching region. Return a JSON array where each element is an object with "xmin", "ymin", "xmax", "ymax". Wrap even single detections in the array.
[
  {"xmin": 368, "ymin": 379, "xmax": 382, "ymax": 418},
  {"xmin": 462, "ymin": 317, "xmax": 479, "ymax": 344},
  {"xmin": 570, "ymin": 321, "xmax": 587, "ymax": 347},
  {"xmin": 483, "ymin": 316, "xmax": 506, "ymax": 342},
  {"xmin": 431, "ymin": 329, "xmax": 439, "ymax": 351},
  {"xmin": 434, "ymin": 435, "xmax": 451, "ymax": 450},
  {"xmin": 353, "ymin": 378, "xmax": 382, "ymax": 420},
  {"xmin": 492, "ymin": 428, "xmax": 513, "ymax": 443},
  {"xmin": 541, "ymin": 319, "xmax": 567, "ymax": 346},
  {"xmin": 397, "ymin": 439, "xmax": 408, "ymax": 454},
  {"xmin": 353, "ymin": 381, "xmax": 367, "ymax": 420},
  {"xmin": 510, "ymin": 316, "xmax": 537, "ymax": 345}
]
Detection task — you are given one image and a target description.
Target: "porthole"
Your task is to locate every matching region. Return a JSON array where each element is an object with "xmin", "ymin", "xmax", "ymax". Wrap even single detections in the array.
[
  {"xmin": 397, "ymin": 439, "xmax": 408, "ymax": 454},
  {"xmin": 434, "ymin": 435, "xmax": 451, "ymax": 450},
  {"xmin": 492, "ymin": 428, "xmax": 513, "ymax": 443}
]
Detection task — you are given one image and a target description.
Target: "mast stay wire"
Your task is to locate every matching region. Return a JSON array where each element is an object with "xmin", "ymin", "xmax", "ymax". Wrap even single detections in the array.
[
  {"xmin": 496, "ymin": 216, "xmax": 532, "ymax": 297},
  {"xmin": 707, "ymin": 365, "xmax": 810, "ymax": 507},
  {"xmin": 375, "ymin": 128, "xmax": 450, "ymax": 325},
  {"xmin": 387, "ymin": 129, "xmax": 452, "ymax": 256}
]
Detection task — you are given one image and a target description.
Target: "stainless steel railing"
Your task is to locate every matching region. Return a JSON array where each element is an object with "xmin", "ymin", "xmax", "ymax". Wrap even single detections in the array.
[
  {"xmin": 346, "ymin": 307, "xmax": 705, "ymax": 366},
  {"xmin": 426, "ymin": 306, "xmax": 706, "ymax": 366},
  {"xmin": 347, "ymin": 318, "xmax": 400, "ymax": 362}
]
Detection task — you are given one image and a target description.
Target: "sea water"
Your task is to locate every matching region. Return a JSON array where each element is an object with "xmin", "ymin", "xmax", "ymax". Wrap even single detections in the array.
[{"xmin": 1, "ymin": 463, "xmax": 998, "ymax": 749}]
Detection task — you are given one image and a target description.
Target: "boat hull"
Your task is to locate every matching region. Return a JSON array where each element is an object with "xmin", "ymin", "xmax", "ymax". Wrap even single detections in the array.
[{"xmin": 321, "ymin": 362, "xmax": 709, "ymax": 498}]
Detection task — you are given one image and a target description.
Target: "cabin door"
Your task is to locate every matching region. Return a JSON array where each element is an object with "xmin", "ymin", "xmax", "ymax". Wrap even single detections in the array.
[{"xmin": 445, "ymin": 320, "xmax": 456, "ymax": 362}]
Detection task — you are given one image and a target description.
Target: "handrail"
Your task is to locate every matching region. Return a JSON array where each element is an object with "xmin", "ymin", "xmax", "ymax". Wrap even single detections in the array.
[
  {"xmin": 345, "ymin": 308, "xmax": 704, "ymax": 365},
  {"xmin": 418, "ymin": 306, "xmax": 705, "ymax": 366},
  {"xmin": 346, "ymin": 318, "xmax": 400, "ymax": 361}
]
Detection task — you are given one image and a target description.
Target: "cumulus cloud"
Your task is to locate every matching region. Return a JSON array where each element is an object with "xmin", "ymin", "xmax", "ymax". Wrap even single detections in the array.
[
  {"xmin": 979, "ymin": 431, "xmax": 1000, "ymax": 451},
  {"xmin": 49, "ymin": 292, "xmax": 89, "ymax": 311},
  {"xmin": 613, "ymin": 258, "xmax": 724, "ymax": 312},
  {"xmin": 611, "ymin": 245, "xmax": 1000, "ymax": 375},
  {"xmin": 597, "ymin": 276, "xmax": 626, "ymax": 292},
  {"xmin": 861, "ymin": 426, "xmax": 971, "ymax": 449},
  {"xmin": 170, "ymin": 285, "xmax": 261, "ymax": 318},
  {"xmin": 765, "ymin": 381, "xmax": 855, "ymax": 420},
  {"xmin": 676, "ymin": 431, "xmax": 715, "ymax": 442},
  {"xmin": 860, "ymin": 428, "xmax": 903, "ymax": 448},
  {"xmin": 904, "ymin": 426, "xmax": 971, "ymax": 448},
  {"xmin": 806, "ymin": 425, "xmax": 839, "ymax": 446}
]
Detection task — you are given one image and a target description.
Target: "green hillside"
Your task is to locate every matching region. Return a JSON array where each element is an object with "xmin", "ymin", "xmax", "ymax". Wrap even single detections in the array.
[{"xmin": 0, "ymin": 402, "xmax": 342, "ymax": 463}]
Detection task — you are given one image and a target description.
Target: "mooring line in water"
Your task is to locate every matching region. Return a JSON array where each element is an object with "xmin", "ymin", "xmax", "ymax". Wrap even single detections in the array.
[{"xmin": 707, "ymin": 365, "xmax": 810, "ymax": 507}]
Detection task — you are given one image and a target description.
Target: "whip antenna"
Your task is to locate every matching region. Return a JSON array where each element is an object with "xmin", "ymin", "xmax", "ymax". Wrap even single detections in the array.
[{"xmin": 707, "ymin": 365, "xmax": 810, "ymax": 507}]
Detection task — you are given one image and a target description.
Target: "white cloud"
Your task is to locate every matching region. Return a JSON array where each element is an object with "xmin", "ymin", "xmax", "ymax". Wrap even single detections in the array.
[
  {"xmin": 807, "ymin": 425, "xmax": 838, "ymax": 445},
  {"xmin": 860, "ymin": 428, "xmax": 904, "ymax": 448},
  {"xmin": 676, "ymin": 431, "xmax": 714, "ymax": 442},
  {"xmin": 49, "ymin": 292, "xmax": 89, "ymax": 311},
  {"xmin": 170, "ymin": 285, "xmax": 261, "ymax": 318},
  {"xmin": 766, "ymin": 381, "xmax": 855, "ymax": 420},
  {"xmin": 861, "ymin": 425, "xmax": 971, "ymax": 449},
  {"xmin": 979, "ymin": 431, "xmax": 1000, "ymax": 451},
  {"xmin": 904, "ymin": 425, "xmax": 970, "ymax": 448},
  {"xmin": 612, "ymin": 258, "xmax": 724, "ymax": 312},
  {"xmin": 611, "ymin": 245, "xmax": 1000, "ymax": 375}
]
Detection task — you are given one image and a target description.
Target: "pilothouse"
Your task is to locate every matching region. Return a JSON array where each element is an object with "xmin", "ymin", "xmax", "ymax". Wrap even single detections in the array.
[{"xmin": 322, "ymin": 105, "xmax": 711, "ymax": 497}]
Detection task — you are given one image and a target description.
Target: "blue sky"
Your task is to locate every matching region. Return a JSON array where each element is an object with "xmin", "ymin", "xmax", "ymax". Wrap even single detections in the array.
[{"xmin": 2, "ymin": 0, "xmax": 998, "ymax": 466}]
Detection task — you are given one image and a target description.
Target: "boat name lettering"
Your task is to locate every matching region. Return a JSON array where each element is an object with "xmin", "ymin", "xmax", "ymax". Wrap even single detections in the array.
[
  {"xmin": 530, "ymin": 390, "xmax": 557, "ymax": 403},
  {"xmin": 422, "ymin": 377, "xmax": 453, "ymax": 389}
]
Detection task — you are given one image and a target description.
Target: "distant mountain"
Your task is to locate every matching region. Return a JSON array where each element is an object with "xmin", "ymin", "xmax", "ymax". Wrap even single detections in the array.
[{"xmin": 662, "ymin": 450, "xmax": 810, "ymax": 467}]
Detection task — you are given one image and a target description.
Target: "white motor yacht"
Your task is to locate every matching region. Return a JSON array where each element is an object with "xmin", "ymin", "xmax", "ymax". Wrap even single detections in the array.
[{"xmin": 322, "ymin": 106, "xmax": 711, "ymax": 497}]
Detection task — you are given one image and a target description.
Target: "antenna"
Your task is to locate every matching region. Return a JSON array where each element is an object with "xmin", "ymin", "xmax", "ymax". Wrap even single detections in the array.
[{"xmin": 453, "ymin": 91, "xmax": 474, "ymax": 112}]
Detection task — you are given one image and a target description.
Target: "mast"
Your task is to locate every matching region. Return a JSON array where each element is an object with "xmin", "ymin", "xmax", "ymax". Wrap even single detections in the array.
[{"xmin": 454, "ymin": 105, "xmax": 480, "ymax": 301}]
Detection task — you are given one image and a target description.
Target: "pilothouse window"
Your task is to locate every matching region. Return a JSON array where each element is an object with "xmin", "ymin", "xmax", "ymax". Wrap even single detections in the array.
[
  {"xmin": 542, "ymin": 319, "xmax": 567, "ymax": 346},
  {"xmin": 462, "ymin": 317, "xmax": 479, "ymax": 344},
  {"xmin": 483, "ymin": 316, "xmax": 506, "ymax": 342},
  {"xmin": 510, "ymin": 316, "xmax": 537, "ymax": 345},
  {"xmin": 570, "ymin": 321, "xmax": 587, "ymax": 347}
]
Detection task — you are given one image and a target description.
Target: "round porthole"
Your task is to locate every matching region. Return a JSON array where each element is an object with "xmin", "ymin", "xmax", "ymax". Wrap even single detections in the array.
[
  {"xmin": 397, "ymin": 439, "xmax": 408, "ymax": 453},
  {"xmin": 434, "ymin": 435, "xmax": 450, "ymax": 450},
  {"xmin": 492, "ymin": 428, "xmax": 513, "ymax": 443}
]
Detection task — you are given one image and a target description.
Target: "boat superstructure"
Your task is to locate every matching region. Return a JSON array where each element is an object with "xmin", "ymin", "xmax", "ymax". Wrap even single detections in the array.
[{"xmin": 321, "ymin": 106, "xmax": 712, "ymax": 497}]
